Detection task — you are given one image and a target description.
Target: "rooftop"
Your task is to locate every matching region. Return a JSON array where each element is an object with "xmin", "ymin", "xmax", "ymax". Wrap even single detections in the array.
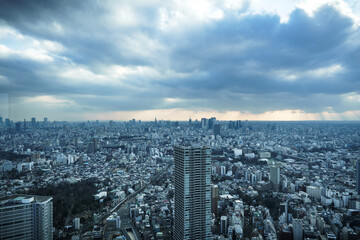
[{"xmin": 0, "ymin": 194, "xmax": 52, "ymax": 207}]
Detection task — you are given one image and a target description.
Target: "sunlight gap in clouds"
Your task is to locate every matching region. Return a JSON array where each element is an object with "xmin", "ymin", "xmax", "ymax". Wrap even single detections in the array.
[
  {"xmin": 248, "ymin": 0, "xmax": 360, "ymax": 27},
  {"xmin": 0, "ymin": 44, "xmax": 54, "ymax": 62},
  {"xmin": 274, "ymin": 64, "xmax": 344, "ymax": 82},
  {"xmin": 158, "ymin": 0, "xmax": 226, "ymax": 31},
  {"xmin": 106, "ymin": 65, "xmax": 171, "ymax": 80},
  {"xmin": 344, "ymin": 92, "xmax": 360, "ymax": 103},
  {"xmin": 59, "ymin": 67, "xmax": 107, "ymax": 84},
  {"xmin": 25, "ymin": 95, "xmax": 74, "ymax": 105},
  {"xmin": 0, "ymin": 26, "xmax": 65, "ymax": 62},
  {"xmin": 297, "ymin": 0, "xmax": 360, "ymax": 28},
  {"xmin": 0, "ymin": 25, "xmax": 25, "ymax": 40},
  {"xmin": 75, "ymin": 108, "xmax": 360, "ymax": 122},
  {"xmin": 308, "ymin": 64, "xmax": 344, "ymax": 78}
]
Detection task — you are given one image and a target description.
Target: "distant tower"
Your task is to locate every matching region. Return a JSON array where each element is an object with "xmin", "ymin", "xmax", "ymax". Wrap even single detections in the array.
[
  {"xmin": 211, "ymin": 184, "xmax": 219, "ymax": 217},
  {"xmin": 15, "ymin": 122, "xmax": 21, "ymax": 132},
  {"xmin": 221, "ymin": 216, "xmax": 228, "ymax": 235},
  {"xmin": 92, "ymin": 138, "xmax": 98, "ymax": 152},
  {"xmin": 31, "ymin": 117, "xmax": 36, "ymax": 128},
  {"xmin": 280, "ymin": 201, "xmax": 288, "ymax": 224},
  {"xmin": 208, "ymin": 117, "xmax": 216, "ymax": 130},
  {"xmin": 5, "ymin": 118, "xmax": 10, "ymax": 127},
  {"xmin": 174, "ymin": 144, "xmax": 212, "ymax": 240},
  {"xmin": 73, "ymin": 217, "xmax": 80, "ymax": 230},
  {"xmin": 214, "ymin": 124, "xmax": 221, "ymax": 136},
  {"xmin": 357, "ymin": 160, "xmax": 360, "ymax": 195},
  {"xmin": 270, "ymin": 165, "xmax": 280, "ymax": 191},
  {"xmin": 293, "ymin": 218, "xmax": 303, "ymax": 240},
  {"xmin": 235, "ymin": 120, "xmax": 242, "ymax": 129},
  {"xmin": 201, "ymin": 118, "xmax": 207, "ymax": 129}
]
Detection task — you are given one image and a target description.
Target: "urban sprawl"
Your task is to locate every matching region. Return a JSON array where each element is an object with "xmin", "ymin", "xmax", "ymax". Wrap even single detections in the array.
[{"xmin": 0, "ymin": 117, "xmax": 360, "ymax": 240}]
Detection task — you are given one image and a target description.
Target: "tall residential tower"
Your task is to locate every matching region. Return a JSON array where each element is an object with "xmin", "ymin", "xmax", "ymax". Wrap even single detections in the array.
[
  {"xmin": 174, "ymin": 144, "xmax": 212, "ymax": 240},
  {"xmin": 356, "ymin": 160, "xmax": 360, "ymax": 195},
  {"xmin": 270, "ymin": 165, "xmax": 281, "ymax": 191},
  {"xmin": 0, "ymin": 195, "xmax": 53, "ymax": 240}
]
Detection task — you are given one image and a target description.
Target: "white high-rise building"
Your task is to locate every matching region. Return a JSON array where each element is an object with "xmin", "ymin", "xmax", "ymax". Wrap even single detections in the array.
[
  {"xmin": 270, "ymin": 165, "xmax": 280, "ymax": 191},
  {"xmin": 357, "ymin": 160, "xmax": 360, "ymax": 195},
  {"xmin": 221, "ymin": 216, "xmax": 228, "ymax": 235},
  {"xmin": 0, "ymin": 195, "xmax": 53, "ymax": 240},
  {"xmin": 174, "ymin": 144, "xmax": 212, "ymax": 240},
  {"xmin": 73, "ymin": 217, "xmax": 80, "ymax": 230}
]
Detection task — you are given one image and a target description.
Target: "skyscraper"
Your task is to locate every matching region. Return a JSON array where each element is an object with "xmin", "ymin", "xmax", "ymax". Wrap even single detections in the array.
[
  {"xmin": 356, "ymin": 160, "xmax": 360, "ymax": 195},
  {"xmin": 208, "ymin": 117, "xmax": 216, "ymax": 130},
  {"xmin": 31, "ymin": 117, "xmax": 36, "ymax": 128},
  {"xmin": 174, "ymin": 144, "xmax": 212, "ymax": 240},
  {"xmin": 270, "ymin": 165, "xmax": 281, "ymax": 191},
  {"xmin": 212, "ymin": 184, "xmax": 219, "ymax": 217},
  {"xmin": 5, "ymin": 118, "xmax": 10, "ymax": 127},
  {"xmin": 293, "ymin": 218, "xmax": 303, "ymax": 240},
  {"xmin": 220, "ymin": 216, "xmax": 228, "ymax": 235},
  {"xmin": 0, "ymin": 195, "xmax": 53, "ymax": 240},
  {"xmin": 235, "ymin": 120, "xmax": 242, "ymax": 129},
  {"xmin": 214, "ymin": 124, "xmax": 221, "ymax": 136},
  {"xmin": 43, "ymin": 117, "xmax": 48, "ymax": 126},
  {"xmin": 201, "ymin": 118, "xmax": 208, "ymax": 129},
  {"xmin": 15, "ymin": 122, "xmax": 21, "ymax": 132}
]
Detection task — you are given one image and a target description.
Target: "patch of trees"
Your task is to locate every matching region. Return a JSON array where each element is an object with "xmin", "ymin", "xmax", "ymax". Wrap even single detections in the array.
[
  {"xmin": 239, "ymin": 156, "xmax": 267, "ymax": 166},
  {"xmin": 212, "ymin": 175, "xmax": 233, "ymax": 184},
  {"xmin": 349, "ymin": 144, "xmax": 360, "ymax": 151},
  {"xmin": 25, "ymin": 178, "xmax": 100, "ymax": 229},
  {"xmin": 1, "ymin": 169, "xmax": 27, "ymax": 180},
  {"xmin": 237, "ymin": 191, "xmax": 281, "ymax": 220},
  {"xmin": 0, "ymin": 151, "xmax": 27, "ymax": 161}
]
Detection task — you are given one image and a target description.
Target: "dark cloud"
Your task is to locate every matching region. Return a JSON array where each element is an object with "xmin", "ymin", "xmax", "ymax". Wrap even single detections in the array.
[
  {"xmin": 280, "ymin": 6, "xmax": 353, "ymax": 52},
  {"xmin": 0, "ymin": 0, "xmax": 359, "ymax": 118},
  {"xmin": 0, "ymin": 0, "xmax": 161, "ymax": 67},
  {"xmin": 166, "ymin": 6, "xmax": 358, "ymax": 94}
]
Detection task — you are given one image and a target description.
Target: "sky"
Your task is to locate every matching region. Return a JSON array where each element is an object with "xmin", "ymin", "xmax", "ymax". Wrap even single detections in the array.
[{"xmin": 0, "ymin": 0, "xmax": 360, "ymax": 121}]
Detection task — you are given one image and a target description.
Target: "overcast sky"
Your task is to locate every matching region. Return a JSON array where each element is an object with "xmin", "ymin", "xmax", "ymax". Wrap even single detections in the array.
[{"xmin": 0, "ymin": 0, "xmax": 360, "ymax": 121}]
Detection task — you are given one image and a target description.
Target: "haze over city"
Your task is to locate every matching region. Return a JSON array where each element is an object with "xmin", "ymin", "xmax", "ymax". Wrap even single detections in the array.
[
  {"xmin": 1, "ymin": 0, "xmax": 360, "ymax": 121},
  {"xmin": 2, "ymin": 1, "xmax": 360, "ymax": 240}
]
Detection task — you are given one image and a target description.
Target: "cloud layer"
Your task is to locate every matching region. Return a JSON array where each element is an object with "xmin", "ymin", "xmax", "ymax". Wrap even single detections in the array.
[{"xmin": 0, "ymin": 0, "xmax": 359, "ymax": 121}]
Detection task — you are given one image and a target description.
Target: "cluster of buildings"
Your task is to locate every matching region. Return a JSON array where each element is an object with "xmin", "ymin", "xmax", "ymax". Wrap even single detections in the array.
[
  {"xmin": 126, "ymin": 183, "xmax": 173, "ymax": 239},
  {"xmin": 0, "ymin": 117, "xmax": 360, "ymax": 239}
]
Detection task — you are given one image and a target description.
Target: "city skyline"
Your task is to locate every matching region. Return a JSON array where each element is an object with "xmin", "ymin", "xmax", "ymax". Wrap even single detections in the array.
[
  {"xmin": 3, "ymin": 115, "xmax": 360, "ymax": 124},
  {"xmin": 1, "ymin": 0, "xmax": 360, "ymax": 121},
  {"xmin": 1, "ymin": 115, "xmax": 360, "ymax": 239}
]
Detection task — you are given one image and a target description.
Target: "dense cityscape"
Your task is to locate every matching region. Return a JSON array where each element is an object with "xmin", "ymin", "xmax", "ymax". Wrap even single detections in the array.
[
  {"xmin": 1, "ymin": 0, "xmax": 360, "ymax": 239},
  {"xmin": 1, "ymin": 117, "xmax": 360, "ymax": 240}
]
